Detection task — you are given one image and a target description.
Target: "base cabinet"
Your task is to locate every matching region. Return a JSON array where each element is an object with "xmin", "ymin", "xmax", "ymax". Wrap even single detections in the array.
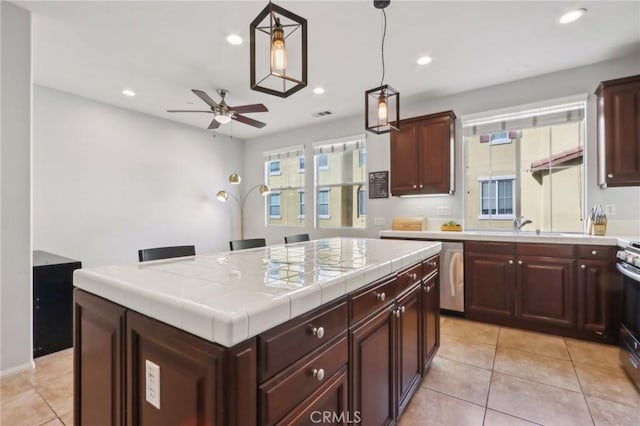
[
  {"xmin": 465, "ymin": 251, "xmax": 515, "ymax": 319},
  {"xmin": 421, "ymin": 271, "xmax": 440, "ymax": 372},
  {"xmin": 396, "ymin": 284, "xmax": 422, "ymax": 416}
]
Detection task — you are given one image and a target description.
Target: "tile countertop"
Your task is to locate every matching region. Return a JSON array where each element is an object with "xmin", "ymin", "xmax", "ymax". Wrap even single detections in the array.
[
  {"xmin": 73, "ymin": 237, "xmax": 441, "ymax": 348},
  {"xmin": 380, "ymin": 230, "xmax": 638, "ymax": 247}
]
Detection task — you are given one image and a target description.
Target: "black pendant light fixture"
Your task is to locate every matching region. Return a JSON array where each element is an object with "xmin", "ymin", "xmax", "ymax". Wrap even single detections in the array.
[
  {"xmin": 365, "ymin": 0, "xmax": 399, "ymax": 134},
  {"xmin": 250, "ymin": 1, "xmax": 308, "ymax": 98}
]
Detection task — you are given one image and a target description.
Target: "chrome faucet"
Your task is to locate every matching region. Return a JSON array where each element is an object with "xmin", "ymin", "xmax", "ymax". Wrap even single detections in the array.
[{"xmin": 513, "ymin": 216, "xmax": 533, "ymax": 231}]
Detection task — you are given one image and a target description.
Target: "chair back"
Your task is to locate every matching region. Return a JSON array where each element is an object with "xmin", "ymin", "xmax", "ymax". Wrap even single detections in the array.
[
  {"xmin": 229, "ymin": 238, "xmax": 266, "ymax": 251},
  {"xmin": 284, "ymin": 233, "xmax": 310, "ymax": 244},
  {"xmin": 138, "ymin": 245, "xmax": 195, "ymax": 262}
]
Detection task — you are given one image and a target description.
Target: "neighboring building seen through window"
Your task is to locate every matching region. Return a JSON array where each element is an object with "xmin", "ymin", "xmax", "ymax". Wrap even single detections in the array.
[
  {"xmin": 478, "ymin": 177, "xmax": 514, "ymax": 219},
  {"xmin": 264, "ymin": 145, "xmax": 305, "ymax": 227},
  {"xmin": 269, "ymin": 191, "xmax": 281, "ymax": 219},
  {"xmin": 318, "ymin": 189, "xmax": 330, "ymax": 218},
  {"xmin": 269, "ymin": 160, "xmax": 281, "ymax": 175}
]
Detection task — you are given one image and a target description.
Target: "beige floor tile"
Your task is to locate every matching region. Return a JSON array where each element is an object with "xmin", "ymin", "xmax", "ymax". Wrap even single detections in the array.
[
  {"xmin": 399, "ymin": 387, "xmax": 485, "ymax": 426},
  {"xmin": 441, "ymin": 317, "xmax": 500, "ymax": 346},
  {"xmin": 439, "ymin": 333, "xmax": 496, "ymax": 370},
  {"xmin": 498, "ymin": 327, "xmax": 570, "ymax": 360},
  {"xmin": 423, "ymin": 356, "xmax": 492, "ymax": 405},
  {"xmin": 566, "ymin": 338, "xmax": 621, "ymax": 370},
  {"xmin": 487, "ymin": 372, "xmax": 592, "ymax": 426},
  {"xmin": 483, "ymin": 409, "xmax": 541, "ymax": 426},
  {"xmin": 37, "ymin": 373, "xmax": 73, "ymax": 416},
  {"xmin": 42, "ymin": 418, "xmax": 64, "ymax": 426},
  {"xmin": 0, "ymin": 387, "xmax": 57, "ymax": 426},
  {"xmin": 0, "ymin": 371, "xmax": 33, "ymax": 397},
  {"xmin": 493, "ymin": 347, "xmax": 580, "ymax": 391},
  {"xmin": 59, "ymin": 411, "xmax": 73, "ymax": 426},
  {"xmin": 586, "ymin": 395, "xmax": 640, "ymax": 426},
  {"xmin": 575, "ymin": 364, "xmax": 640, "ymax": 408},
  {"xmin": 28, "ymin": 350, "xmax": 73, "ymax": 388},
  {"xmin": 440, "ymin": 316, "xmax": 447, "ymax": 326}
]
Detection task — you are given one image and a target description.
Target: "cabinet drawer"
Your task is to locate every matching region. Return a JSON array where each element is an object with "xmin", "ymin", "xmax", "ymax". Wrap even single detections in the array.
[
  {"xmin": 576, "ymin": 245, "xmax": 616, "ymax": 260},
  {"xmin": 259, "ymin": 335, "xmax": 348, "ymax": 426},
  {"xmin": 259, "ymin": 298, "xmax": 348, "ymax": 381},
  {"xmin": 517, "ymin": 243, "xmax": 575, "ymax": 258},
  {"xmin": 466, "ymin": 241, "xmax": 515, "ymax": 255},
  {"xmin": 350, "ymin": 276, "xmax": 397, "ymax": 324},
  {"xmin": 422, "ymin": 255, "xmax": 439, "ymax": 278},
  {"xmin": 397, "ymin": 263, "xmax": 422, "ymax": 295}
]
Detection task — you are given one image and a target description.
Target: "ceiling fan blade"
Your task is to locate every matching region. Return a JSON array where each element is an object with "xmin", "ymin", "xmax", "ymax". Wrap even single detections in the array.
[
  {"xmin": 192, "ymin": 89, "xmax": 218, "ymax": 108},
  {"xmin": 233, "ymin": 114, "xmax": 266, "ymax": 129},
  {"xmin": 167, "ymin": 110, "xmax": 212, "ymax": 113},
  {"xmin": 207, "ymin": 118, "xmax": 221, "ymax": 130},
  {"xmin": 230, "ymin": 104, "xmax": 268, "ymax": 114}
]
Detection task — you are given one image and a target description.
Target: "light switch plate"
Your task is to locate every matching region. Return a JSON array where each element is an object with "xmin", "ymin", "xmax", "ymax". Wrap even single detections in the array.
[
  {"xmin": 374, "ymin": 217, "xmax": 386, "ymax": 226},
  {"xmin": 605, "ymin": 204, "xmax": 616, "ymax": 216},
  {"xmin": 437, "ymin": 206, "xmax": 451, "ymax": 216},
  {"xmin": 145, "ymin": 360, "xmax": 161, "ymax": 409}
]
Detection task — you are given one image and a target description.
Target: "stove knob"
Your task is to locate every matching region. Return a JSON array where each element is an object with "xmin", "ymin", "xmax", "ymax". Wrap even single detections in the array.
[
  {"xmin": 634, "ymin": 257, "xmax": 640, "ymax": 267},
  {"xmin": 627, "ymin": 254, "xmax": 636, "ymax": 263},
  {"xmin": 617, "ymin": 251, "xmax": 626, "ymax": 260}
]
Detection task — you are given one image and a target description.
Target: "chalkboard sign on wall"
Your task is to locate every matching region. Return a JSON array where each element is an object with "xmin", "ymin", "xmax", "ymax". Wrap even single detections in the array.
[{"xmin": 368, "ymin": 171, "xmax": 389, "ymax": 198}]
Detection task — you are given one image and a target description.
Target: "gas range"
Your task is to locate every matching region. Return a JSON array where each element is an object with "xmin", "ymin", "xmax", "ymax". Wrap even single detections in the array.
[
  {"xmin": 617, "ymin": 241, "xmax": 640, "ymax": 390},
  {"xmin": 617, "ymin": 241, "xmax": 640, "ymax": 269}
]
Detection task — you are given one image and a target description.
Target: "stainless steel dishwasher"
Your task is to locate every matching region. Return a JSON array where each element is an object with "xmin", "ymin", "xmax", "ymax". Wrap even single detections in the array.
[{"xmin": 440, "ymin": 242, "xmax": 464, "ymax": 313}]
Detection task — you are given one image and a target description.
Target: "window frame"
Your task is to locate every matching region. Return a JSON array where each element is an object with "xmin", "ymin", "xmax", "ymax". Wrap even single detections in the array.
[
  {"xmin": 268, "ymin": 191, "xmax": 282, "ymax": 219},
  {"xmin": 317, "ymin": 188, "xmax": 330, "ymax": 219},
  {"xmin": 317, "ymin": 154, "xmax": 329, "ymax": 171},
  {"xmin": 297, "ymin": 190, "xmax": 305, "ymax": 219},
  {"xmin": 477, "ymin": 175, "xmax": 515, "ymax": 220},
  {"xmin": 489, "ymin": 131, "xmax": 512, "ymax": 145},
  {"xmin": 269, "ymin": 160, "xmax": 281, "ymax": 176}
]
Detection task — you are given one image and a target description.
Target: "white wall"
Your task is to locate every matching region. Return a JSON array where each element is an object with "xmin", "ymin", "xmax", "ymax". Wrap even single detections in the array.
[
  {"xmin": 33, "ymin": 86, "xmax": 245, "ymax": 267},
  {"xmin": 244, "ymin": 54, "xmax": 640, "ymax": 242},
  {"xmin": 1, "ymin": 2, "xmax": 33, "ymax": 374}
]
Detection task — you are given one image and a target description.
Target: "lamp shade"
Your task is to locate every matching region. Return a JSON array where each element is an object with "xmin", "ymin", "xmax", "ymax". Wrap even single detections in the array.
[
  {"xmin": 214, "ymin": 113, "xmax": 232, "ymax": 124},
  {"xmin": 365, "ymin": 85, "xmax": 400, "ymax": 134},
  {"xmin": 216, "ymin": 190, "xmax": 229, "ymax": 202},
  {"xmin": 259, "ymin": 184, "xmax": 271, "ymax": 195},
  {"xmin": 250, "ymin": 2, "xmax": 307, "ymax": 98},
  {"xmin": 228, "ymin": 172, "xmax": 241, "ymax": 184}
]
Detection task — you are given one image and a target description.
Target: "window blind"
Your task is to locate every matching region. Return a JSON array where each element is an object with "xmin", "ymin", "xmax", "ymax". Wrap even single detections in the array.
[
  {"xmin": 312, "ymin": 135, "xmax": 366, "ymax": 154},
  {"xmin": 263, "ymin": 144, "xmax": 304, "ymax": 161}
]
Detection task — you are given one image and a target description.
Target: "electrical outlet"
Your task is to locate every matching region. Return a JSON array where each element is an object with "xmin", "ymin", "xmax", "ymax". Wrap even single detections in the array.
[
  {"xmin": 417, "ymin": 208, "xmax": 424, "ymax": 217},
  {"xmin": 605, "ymin": 204, "xmax": 616, "ymax": 216},
  {"xmin": 436, "ymin": 206, "xmax": 451, "ymax": 216},
  {"xmin": 374, "ymin": 217, "xmax": 386, "ymax": 226},
  {"xmin": 145, "ymin": 360, "xmax": 161, "ymax": 409}
]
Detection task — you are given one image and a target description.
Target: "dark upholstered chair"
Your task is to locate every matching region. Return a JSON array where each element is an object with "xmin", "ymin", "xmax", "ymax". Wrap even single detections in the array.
[
  {"xmin": 229, "ymin": 238, "xmax": 267, "ymax": 251},
  {"xmin": 138, "ymin": 245, "xmax": 195, "ymax": 262},
  {"xmin": 284, "ymin": 233, "xmax": 310, "ymax": 244}
]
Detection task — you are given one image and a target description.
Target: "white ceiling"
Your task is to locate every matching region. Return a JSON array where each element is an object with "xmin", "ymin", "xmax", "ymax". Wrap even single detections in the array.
[{"xmin": 18, "ymin": 1, "xmax": 640, "ymax": 140}]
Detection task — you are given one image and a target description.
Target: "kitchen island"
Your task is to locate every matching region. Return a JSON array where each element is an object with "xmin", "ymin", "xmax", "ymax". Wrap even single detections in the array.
[{"xmin": 73, "ymin": 237, "xmax": 441, "ymax": 425}]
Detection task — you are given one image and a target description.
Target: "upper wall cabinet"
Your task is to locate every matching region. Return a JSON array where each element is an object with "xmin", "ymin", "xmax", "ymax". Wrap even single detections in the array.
[
  {"xmin": 390, "ymin": 111, "xmax": 456, "ymax": 196},
  {"xmin": 596, "ymin": 75, "xmax": 640, "ymax": 188}
]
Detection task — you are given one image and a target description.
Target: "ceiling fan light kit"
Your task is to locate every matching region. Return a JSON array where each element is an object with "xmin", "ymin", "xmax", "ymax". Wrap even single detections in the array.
[
  {"xmin": 365, "ymin": 0, "xmax": 400, "ymax": 134},
  {"xmin": 250, "ymin": 1, "xmax": 307, "ymax": 98}
]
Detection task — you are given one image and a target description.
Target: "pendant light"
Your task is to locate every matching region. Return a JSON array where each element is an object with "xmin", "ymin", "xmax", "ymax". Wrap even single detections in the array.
[
  {"xmin": 365, "ymin": 0, "xmax": 399, "ymax": 134},
  {"xmin": 250, "ymin": 1, "xmax": 307, "ymax": 98}
]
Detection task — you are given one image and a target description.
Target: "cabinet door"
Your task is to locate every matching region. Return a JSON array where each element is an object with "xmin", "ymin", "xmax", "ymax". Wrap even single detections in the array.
[
  {"xmin": 390, "ymin": 121, "xmax": 420, "ymax": 195},
  {"xmin": 350, "ymin": 305, "xmax": 396, "ymax": 426},
  {"xmin": 396, "ymin": 284, "xmax": 422, "ymax": 417},
  {"xmin": 421, "ymin": 273, "xmax": 440, "ymax": 373},
  {"xmin": 516, "ymin": 256, "xmax": 576, "ymax": 328},
  {"xmin": 577, "ymin": 258, "xmax": 620, "ymax": 339},
  {"xmin": 599, "ymin": 76, "xmax": 640, "ymax": 187},
  {"xmin": 465, "ymin": 252, "xmax": 515, "ymax": 319},
  {"xmin": 417, "ymin": 114, "xmax": 453, "ymax": 194},
  {"xmin": 74, "ymin": 289, "xmax": 126, "ymax": 426}
]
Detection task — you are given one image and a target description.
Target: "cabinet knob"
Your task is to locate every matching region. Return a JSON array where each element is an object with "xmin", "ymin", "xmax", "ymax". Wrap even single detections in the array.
[
  {"xmin": 376, "ymin": 292, "xmax": 386, "ymax": 302},
  {"xmin": 508, "ymin": 260, "xmax": 514, "ymax": 265},
  {"xmin": 312, "ymin": 368, "xmax": 325, "ymax": 381},
  {"xmin": 429, "ymin": 261, "xmax": 437, "ymax": 267},
  {"xmin": 594, "ymin": 330, "xmax": 604, "ymax": 336},
  {"xmin": 419, "ymin": 184, "xmax": 423, "ymax": 188},
  {"xmin": 425, "ymin": 285, "xmax": 431, "ymax": 293},
  {"xmin": 410, "ymin": 273, "xmax": 418, "ymax": 280},
  {"xmin": 311, "ymin": 326, "xmax": 325, "ymax": 339},
  {"xmin": 607, "ymin": 173, "xmax": 614, "ymax": 179},
  {"xmin": 400, "ymin": 306, "xmax": 406, "ymax": 314},
  {"xmin": 413, "ymin": 184, "xmax": 417, "ymax": 189},
  {"xmin": 395, "ymin": 309, "xmax": 401, "ymax": 318},
  {"xmin": 581, "ymin": 264, "xmax": 586, "ymax": 269},
  {"xmin": 518, "ymin": 260, "xmax": 523, "ymax": 265},
  {"xmin": 591, "ymin": 250, "xmax": 597, "ymax": 255}
]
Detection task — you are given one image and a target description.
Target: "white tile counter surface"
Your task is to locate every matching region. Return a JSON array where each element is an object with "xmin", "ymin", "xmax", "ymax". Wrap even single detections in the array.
[
  {"xmin": 380, "ymin": 230, "xmax": 637, "ymax": 247},
  {"xmin": 74, "ymin": 238, "xmax": 441, "ymax": 348}
]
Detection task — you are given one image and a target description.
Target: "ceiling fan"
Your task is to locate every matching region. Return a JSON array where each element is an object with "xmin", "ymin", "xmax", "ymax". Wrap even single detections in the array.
[{"xmin": 167, "ymin": 89, "xmax": 268, "ymax": 129}]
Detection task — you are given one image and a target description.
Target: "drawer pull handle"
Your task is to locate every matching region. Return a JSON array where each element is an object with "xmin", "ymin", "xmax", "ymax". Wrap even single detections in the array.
[
  {"xmin": 312, "ymin": 368, "xmax": 325, "ymax": 381},
  {"xmin": 591, "ymin": 250, "xmax": 597, "ymax": 255},
  {"xmin": 508, "ymin": 260, "xmax": 514, "ymax": 265},
  {"xmin": 311, "ymin": 326, "xmax": 325, "ymax": 339},
  {"xmin": 376, "ymin": 292, "xmax": 386, "ymax": 302},
  {"xmin": 581, "ymin": 264, "xmax": 586, "ymax": 269}
]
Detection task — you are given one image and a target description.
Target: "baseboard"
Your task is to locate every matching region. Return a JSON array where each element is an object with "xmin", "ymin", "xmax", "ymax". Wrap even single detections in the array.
[{"xmin": 1, "ymin": 360, "xmax": 35, "ymax": 378}]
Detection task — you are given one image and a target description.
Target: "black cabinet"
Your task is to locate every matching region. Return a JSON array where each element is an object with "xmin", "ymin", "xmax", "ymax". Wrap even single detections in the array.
[{"xmin": 33, "ymin": 250, "xmax": 81, "ymax": 357}]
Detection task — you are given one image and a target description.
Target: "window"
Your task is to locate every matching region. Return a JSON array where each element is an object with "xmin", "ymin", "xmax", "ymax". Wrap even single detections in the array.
[
  {"xmin": 318, "ymin": 189, "xmax": 330, "ymax": 218},
  {"xmin": 314, "ymin": 136, "xmax": 367, "ymax": 229},
  {"xmin": 463, "ymin": 98, "xmax": 586, "ymax": 232},
  {"xmin": 317, "ymin": 154, "xmax": 329, "ymax": 170},
  {"xmin": 358, "ymin": 189, "xmax": 367, "ymax": 216},
  {"xmin": 478, "ymin": 177, "xmax": 514, "ymax": 219},
  {"xmin": 298, "ymin": 191, "xmax": 305, "ymax": 218},
  {"xmin": 264, "ymin": 145, "xmax": 305, "ymax": 226},
  {"xmin": 269, "ymin": 192, "xmax": 281, "ymax": 219},
  {"xmin": 269, "ymin": 161, "xmax": 281, "ymax": 175}
]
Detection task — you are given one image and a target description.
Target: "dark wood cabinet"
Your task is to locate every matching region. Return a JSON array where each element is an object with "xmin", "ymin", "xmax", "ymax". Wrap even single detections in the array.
[
  {"xmin": 396, "ymin": 284, "xmax": 422, "ymax": 417},
  {"xmin": 33, "ymin": 250, "xmax": 81, "ymax": 357},
  {"xmin": 596, "ymin": 74, "xmax": 640, "ymax": 187},
  {"xmin": 390, "ymin": 111, "xmax": 456, "ymax": 195},
  {"xmin": 421, "ymin": 271, "xmax": 440, "ymax": 373},
  {"xmin": 465, "ymin": 251, "xmax": 516, "ymax": 319}
]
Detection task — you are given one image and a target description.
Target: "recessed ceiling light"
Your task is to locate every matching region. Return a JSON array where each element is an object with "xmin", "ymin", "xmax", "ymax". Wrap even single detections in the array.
[
  {"xmin": 226, "ymin": 34, "xmax": 243, "ymax": 45},
  {"xmin": 121, "ymin": 89, "xmax": 136, "ymax": 97},
  {"xmin": 417, "ymin": 56, "xmax": 432, "ymax": 66},
  {"xmin": 313, "ymin": 87, "xmax": 325, "ymax": 95},
  {"xmin": 558, "ymin": 8, "xmax": 586, "ymax": 24}
]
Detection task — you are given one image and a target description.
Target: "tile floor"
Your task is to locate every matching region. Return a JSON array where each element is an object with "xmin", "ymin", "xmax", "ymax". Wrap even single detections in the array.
[{"xmin": 1, "ymin": 317, "xmax": 639, "ymax": 425}]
